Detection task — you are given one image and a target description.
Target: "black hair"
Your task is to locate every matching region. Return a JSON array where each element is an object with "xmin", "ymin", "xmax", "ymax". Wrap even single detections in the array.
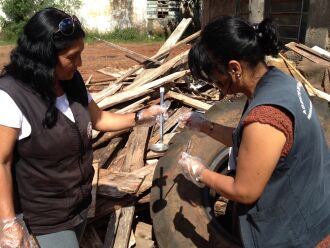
[
  {"xmin": 189, "ymin": 16, "xmax": 282, "ymax": 82},
  {"xmin": 2, "ymin": 7, "xmax": 85, "ymax": 128}
]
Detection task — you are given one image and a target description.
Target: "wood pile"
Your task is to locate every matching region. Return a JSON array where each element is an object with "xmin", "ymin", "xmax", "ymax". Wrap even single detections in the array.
[
  {"xmin": 80, "ymin": 17, "xmax": 330, "ymax": 246},
  {"xmin": 80, "ymin": 18, "xmax": 218, "ymax": 248}
]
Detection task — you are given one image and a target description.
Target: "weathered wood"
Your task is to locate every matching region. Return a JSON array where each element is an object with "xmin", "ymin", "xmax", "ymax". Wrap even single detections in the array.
[
  {"xmin": 128, "ymin": 230, "xmax": 136, "ymax": 248},
  {"xmin": 122, "ymin": 126, "xmax": 150, "ymax": 172},
  {"xmin": 97, "ymin": 67, "xmax": 129, "ymax": 79},
  {"xmin": 133, "ymin": 164, "xmax": 156, "ymax": 196},
  {"xmin": 155, "ymin": 18, "xmax": 192, "ymax": 57},
  {"xmin": 103, "ymin": 208, "xmax": 122, "ymax": 248},
  {"xmin": 115, "ymin": 96, "xmax": 150, "ymax": 114},
  {"xmin": 279, "ymin": 53, "xmax": 330, "ymax": 101},
  {"xmin": 249, "ymin": 0, "xmax": 265, "ymax": 23},
  {"xmin": 94, "ymin": 83, "xmax": 123, "ymax": 103},
  {"xmin": 167, "ymin": 91, "xmax": 213, "ymax": 111},
  {"xmin": 93, "ymin": 137, "xmax": 124, "ymax": 169},
  {"xmin": 134, "ymin": 222, "xmax": 154, "ymax": 248},
  {"xmin": 285, "ymin": 42, "xmax": 330, "ymax": 67},
  {"xmin": 95, "ymin": 30, "xmax": 200, "ymax": 101},
  {"xmin": 91, "ymin": 196, "xmax": 135, "ymax": 223},
  {"xmin": 85, "ymin": 74, "xmax": 93, "ymax": 85},
  {"xmin": 112, "ymin": 206, "xmax": 135, "ymax": 248},
  {"xmin": 98, "ymin": 70, "xmax": 189, "ymax": 109},
  {"xmin": 92, "ymin": 129, "xmax": 129, "ymax": 149},
  {"xmin": 98, "ymin": 170, "xmax": 145, "ymax": 198},
  {"xmin": 124, "ymin": 50, "xmax": 189, "ymax": 90},
  {"xmin": 94, "ymin": 37, "xmax": 160, "ymax": 65}
]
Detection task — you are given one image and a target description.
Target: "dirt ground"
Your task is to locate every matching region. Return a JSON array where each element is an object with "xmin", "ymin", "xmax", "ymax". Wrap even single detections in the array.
[{"xmin": 0, "ymin": 41, "xmax": 190, "ymax": 82}]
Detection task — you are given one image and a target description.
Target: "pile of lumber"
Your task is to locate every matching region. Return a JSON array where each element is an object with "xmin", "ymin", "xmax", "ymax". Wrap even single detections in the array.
[
  {"xmin": 80, "ymin": 19, "xmax": 330, "ymax": 246},
  {"xmin": 80, "ymin": 19, "xmax": 219, "ymax": 248}
]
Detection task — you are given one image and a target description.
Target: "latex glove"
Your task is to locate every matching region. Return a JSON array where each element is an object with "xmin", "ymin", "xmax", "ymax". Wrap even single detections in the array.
[
  {"xmin": 178, "ymin": 112, "xmax": 208, "ymax": 132},
  {"xmin": 178, "ymin": 152, "xmax": 206, "ymax": 187},
  {"xmin": 137, "ymin": 101, "xmax": 170, "ymax": 125},
  {"xmin": 0, "ymin": 214, "xmax": 36, "ymax": 248}
]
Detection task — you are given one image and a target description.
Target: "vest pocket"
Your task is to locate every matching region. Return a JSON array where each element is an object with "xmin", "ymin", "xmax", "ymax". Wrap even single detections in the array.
[{"xmin": 244, "ymin": 204, "xmax": 305, "ymax": 247}]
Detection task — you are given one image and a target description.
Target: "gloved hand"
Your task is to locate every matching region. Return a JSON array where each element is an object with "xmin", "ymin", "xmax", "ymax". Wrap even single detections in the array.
[
  {"xmin": 0, "ymin": 214, "xmax": 36, "ymax": 248},
  {"xmin": 178, "ymin": 112, "xmax": 209, "ymax": 132},
  {"xmin": 178, "ymin": 152, "xmax": 206, "ymax": 187},
  {"xmin": 137, "ymin": 101, "xmax": 170, "ymax": 126}
]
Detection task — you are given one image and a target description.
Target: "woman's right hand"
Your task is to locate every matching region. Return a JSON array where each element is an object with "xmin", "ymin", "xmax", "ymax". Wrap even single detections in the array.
[
  {"xmin": 0, "ymin": 215, "xmax": 35, "ymax": 248},
  {"xmin": 179, "ymin": 112, "xmax": 209, "ymax": 132}
]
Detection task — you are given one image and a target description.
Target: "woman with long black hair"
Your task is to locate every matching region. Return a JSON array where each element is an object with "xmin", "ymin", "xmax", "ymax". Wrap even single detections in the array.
[
  {"xmin": 0, "ymin": 7, "xmax": 166, "ymax": 248},
  {"xmin": 179, "ymin": 16, "xmax": 330, "ymax": 247}
]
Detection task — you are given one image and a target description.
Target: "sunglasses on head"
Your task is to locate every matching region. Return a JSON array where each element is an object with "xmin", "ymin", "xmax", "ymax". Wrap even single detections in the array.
[{"xmin": 54, "ymin": 15, "xmax": 81, "ymax": 36}]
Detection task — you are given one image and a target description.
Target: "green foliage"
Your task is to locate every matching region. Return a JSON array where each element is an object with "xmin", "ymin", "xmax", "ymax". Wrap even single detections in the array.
[
  {"xmin": 86, "ymin": 28, "xmax": 165, "ymax": 44},
  {"xmin": 0, "ymin": 0, "xmax": 82, "ymax": 41}
]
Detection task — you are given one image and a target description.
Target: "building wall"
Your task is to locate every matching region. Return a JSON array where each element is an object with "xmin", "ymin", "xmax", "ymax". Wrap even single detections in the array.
[{"xmin": 78, "ymin": 0, "xmax": 147, "ymax": 32}]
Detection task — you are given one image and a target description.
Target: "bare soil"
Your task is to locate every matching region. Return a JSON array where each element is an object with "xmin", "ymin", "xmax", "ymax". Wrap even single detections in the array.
[{"xmin": 0, "ymin": 41, "xmax": 190, "ymax": 82}]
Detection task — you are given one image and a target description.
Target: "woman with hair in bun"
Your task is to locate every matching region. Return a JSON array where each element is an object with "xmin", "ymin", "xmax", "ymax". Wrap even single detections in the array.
[
  {"xmin": 0, "ymin": 7, "xmax": 166, "ymax": 248},
  {"xmin": 179, "ymin": 16, "xmax": 330, "ymax": 247}
]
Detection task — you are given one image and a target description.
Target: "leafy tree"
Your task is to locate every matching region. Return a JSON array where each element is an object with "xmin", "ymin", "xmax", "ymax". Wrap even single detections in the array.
[{"xmin": 0, "ymin": 0, "xmax": 81, "ymax": 40}]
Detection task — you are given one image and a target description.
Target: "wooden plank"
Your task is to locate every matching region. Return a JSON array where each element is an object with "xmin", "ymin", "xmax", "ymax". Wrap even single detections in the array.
[
  {"xmin": 128, "ymin": 230, "xmax": 136, "ymax": 248},
  {"xmin": 98, "ymin": 170, "xmax": 145, "ymax": 198},
  {"xmin": 134, "ymin": 164, "xmax": 156, "ymax": 196},
  {"xmin": 103, "ymin": 208, "xmax": 122, "ymax": 248},
  {"xmin": 97, "ymin": 67, "xmax": 129, "ymax": 78},
  {"xmin": 285, "ymin": 42, "xmax": 330, "ymax": 67},
  {"xmin": 115, "ymin": 96, "xmax": 150, "ymax": 114},
  {"xmin": 279, "ymin": 53, "xmax": 330, "ymax": 102},
  {"xmin": 122, "ymin": 125, "xmax": 150, "ymax": 172},
  {"xmin": 94, "ymin": 31, "xmax": 200, "ymax": 101},
  {"xmin": 135, "ymin": 222, "xmax": 154, "ymax": 248},
  {"xmin": 92, "ymin": 129, "xmax": 129, "ymax": 149},
  {"xmin": 112, "ymin": 206, "xmax": 135, "ymax": 248},
  {"xmin": 94, "ymin": 83, "xmax": 123, "ymax": 103},
  {"xmin": 124, "ymin": 50, "xmax": 189, "ymax": 90},
  {"xmin": 295, "ymin": 43, "xmax": 330, "ymax": 62},
  {"xmin": 155, "ymin": 18, "xmax": 192, "ymax": 57},
  {"xmin": 93, "ymin": 137, "xmax": 124, "ymax": 169},
  {"xmin": 167, "ymin": 91, "xmax": 213, "ymax": 111},
  {"xmin": 94, "ymin": 37, "xmax": 161, "ymax": 65},
  {"xmin": 98, "ymin": 70, "xmax": 189, "ymax": 109}
]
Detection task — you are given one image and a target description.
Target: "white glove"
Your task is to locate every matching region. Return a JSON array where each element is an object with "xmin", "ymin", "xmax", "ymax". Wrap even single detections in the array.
[
  {"xmin": 137, "ymin": 101, "xmax": 170, "ymax": 126},
  {"xmin": 178, "ymin": 152, "xmax": 206, "ymax": 187},
  {"xmin": 178, "ymin": 112, "xmax": 208, "ymax": 132},
  {"xmin": 0, "ymin": 214, "xmax": 36, "ymax": 248}
]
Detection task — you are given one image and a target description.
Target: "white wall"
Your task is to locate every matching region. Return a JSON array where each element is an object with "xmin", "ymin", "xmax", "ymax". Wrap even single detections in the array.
[{"xmin": 78, "ymin": 0, "xmax": 147, "ymax": 33}]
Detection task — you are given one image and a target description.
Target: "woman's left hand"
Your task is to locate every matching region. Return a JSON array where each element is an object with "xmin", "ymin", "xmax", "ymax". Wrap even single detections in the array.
[{"xmin": 178, "ymin": 152, "xmax": 206, "ymax": 187}]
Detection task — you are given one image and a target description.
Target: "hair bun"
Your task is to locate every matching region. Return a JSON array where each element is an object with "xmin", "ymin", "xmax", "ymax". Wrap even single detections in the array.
[{"xmin": 255, "ymin": 18, "xmax": 282, "ymax": 56}]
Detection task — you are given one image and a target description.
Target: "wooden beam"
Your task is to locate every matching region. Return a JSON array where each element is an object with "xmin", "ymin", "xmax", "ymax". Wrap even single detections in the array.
[
  {"xmin": 279, "ymin": 53, "xmax": 330, "ymax": 102},
  {"xmin": 98, "ymin": 70, "xmax": 189, "ymax": 109},
  {"xmin": 94, "ymin": 31, "xmax": 200, "ymax": 101},
  {"xmin": 285, "ymin": 42, "xmax": 330, "ymax": 67},
  {"xmin": 167, "ymin": 91, "xmax": 213, "ymax": 111},
  {"xmin": 112, "ymin": 206, "xmax": 135, "ymax": 248},
  {"xmin": 155, "ymin": 18, "xmax": 192, "ymax": 58},
  {"xmin": 103, "ymin": 209, "xmax": 122, "ymax": 248},
  {"xmin": 125, "ymin": 50, "xmax": 189, "ymax": 90}
]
